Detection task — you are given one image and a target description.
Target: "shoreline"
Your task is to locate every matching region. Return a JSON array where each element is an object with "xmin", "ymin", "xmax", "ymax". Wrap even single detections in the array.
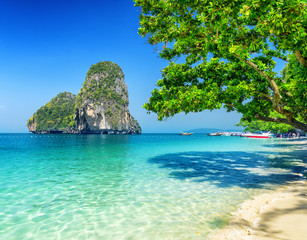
[{"xmin": 209, "ymin": 140, "xmax": 307, "ymax": 240}]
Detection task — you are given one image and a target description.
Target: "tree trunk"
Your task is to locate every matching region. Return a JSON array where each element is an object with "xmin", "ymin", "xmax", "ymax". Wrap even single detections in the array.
[{"xmin": 255, "ymin": 114, "xmax": 307, "ymax": 132}]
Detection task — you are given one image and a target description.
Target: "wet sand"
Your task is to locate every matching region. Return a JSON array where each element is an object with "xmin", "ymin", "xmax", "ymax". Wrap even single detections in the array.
[{"xmin": 209, "ymin": 140, "xmax": 307, "ymax": 240}]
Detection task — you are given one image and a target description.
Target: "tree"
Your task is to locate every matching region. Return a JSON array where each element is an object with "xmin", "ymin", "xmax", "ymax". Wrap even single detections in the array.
[
  {"xmin": 236, "ymin": 112, "xmax": 295, "ymax": 133},
  {"xmin": 134, "ymin": 0, "xmax": 307, "ymax": 131}
]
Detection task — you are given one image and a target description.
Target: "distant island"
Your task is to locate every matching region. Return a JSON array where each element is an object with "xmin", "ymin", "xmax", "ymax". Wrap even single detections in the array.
[
  {"xmin": 186, "ymin": 128, "xmax": 242, "ymax": 134},
  {"xmin": 27, "ymin": 61, "xmax": 141, "ymax": 134}
]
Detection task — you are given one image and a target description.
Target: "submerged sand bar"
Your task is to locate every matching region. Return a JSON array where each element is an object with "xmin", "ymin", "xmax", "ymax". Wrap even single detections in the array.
[{"xmin": 209, "ymin": 140, "xmax": 307, "ymax": 240}]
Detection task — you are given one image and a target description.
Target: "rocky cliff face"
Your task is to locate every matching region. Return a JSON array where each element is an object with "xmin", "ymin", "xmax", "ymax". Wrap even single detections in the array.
[
  {"xmin": 27, "ymin": 121, "xmax": 37, "ymax": 132},
  {"xmin": 74, "ymin": 61, "xmax": 141, "ymax": 134},
  {"xmin": 27, "ymin": 92, "xmax": 77, "ymax": 133}
]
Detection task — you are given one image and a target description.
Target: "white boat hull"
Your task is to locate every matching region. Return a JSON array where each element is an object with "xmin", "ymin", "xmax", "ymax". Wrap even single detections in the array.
[{"xmin": 241, "ymin": 133, "xmax": 271, "ymax": 139}]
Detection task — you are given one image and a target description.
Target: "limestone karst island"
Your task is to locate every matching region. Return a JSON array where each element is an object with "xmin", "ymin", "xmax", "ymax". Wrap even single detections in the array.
[{"xmin": 27, "ymin": 61, "xmax": 141, "ymax": 134}]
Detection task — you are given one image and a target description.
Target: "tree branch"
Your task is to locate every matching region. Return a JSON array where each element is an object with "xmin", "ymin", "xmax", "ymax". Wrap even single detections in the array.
[
  {"xmin": 277, "ymin": 56, "xmax": 289, "ymax": 62},
  {"xmin": 283, "ymin": 90, "xmax": 292, "ymax": 98},
  {"xmin": 255, "ymin": 114, "xmax": 307, "ymax": 131},
  {"xmin": 253, "ymin": 91, "xmax": 273, "ymax": 102},
  {"xmin": 255, "ymin": 114, "xmax": 288, "ymax": 124},
  {"xmin": 295, "ymin": 50, "xmax": 307, "ymax": 67},
  {"xmin": 235, "ymin": 55, "xmax": 282, "ymax": 111},
  {"xmin": 224, "ymin": 103, "xmax": 235, "ymax": 108}
]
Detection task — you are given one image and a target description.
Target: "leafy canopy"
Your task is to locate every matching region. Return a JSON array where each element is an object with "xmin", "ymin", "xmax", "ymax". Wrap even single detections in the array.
[
  {"xmin": 135, "ymin": 0, "xmax": 307, "ymax": 131},
  {"xmin": 237, "ymin": 112, "xmax": 295, "ymax": 133}
]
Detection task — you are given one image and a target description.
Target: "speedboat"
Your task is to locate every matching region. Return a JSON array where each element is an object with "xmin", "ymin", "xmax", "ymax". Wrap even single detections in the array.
[
  {"xmin": 207, "ymin": 132, "xmax": 222, "ymax": 136},
  {"xmin": 240, "ymin": 132, "xmax": 272, "ymax": 139},
  {"xmin": 179, "ymin": 132, "xmax": 192, "ymax": 136}
]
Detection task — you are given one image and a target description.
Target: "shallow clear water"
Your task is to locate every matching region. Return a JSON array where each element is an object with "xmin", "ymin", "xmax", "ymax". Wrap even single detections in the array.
[{"xmin": 0, "ymin": 133, "xmax": 306, "ymax": 239}]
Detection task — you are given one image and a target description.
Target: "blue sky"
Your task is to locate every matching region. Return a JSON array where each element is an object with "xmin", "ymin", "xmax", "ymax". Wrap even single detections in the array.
[{"xmin": 0, "ymin": 0, "xmax": 244, "ymax": 133}]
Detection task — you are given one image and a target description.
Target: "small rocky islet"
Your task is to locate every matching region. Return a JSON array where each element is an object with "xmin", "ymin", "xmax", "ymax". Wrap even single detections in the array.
[{"xmin": 27, "ymin": 61, "xmax": 141, "ymax": 134}]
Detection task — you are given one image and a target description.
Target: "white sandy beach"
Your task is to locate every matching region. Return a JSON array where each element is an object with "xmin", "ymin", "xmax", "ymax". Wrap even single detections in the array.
[{"xmin": 209, "ymin": 140, "xmax": 307, "ymax": 240}]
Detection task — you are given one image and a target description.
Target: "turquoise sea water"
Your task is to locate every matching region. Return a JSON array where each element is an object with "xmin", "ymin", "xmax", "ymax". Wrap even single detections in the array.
[{"xmin": 0, "ymin": 133, "xmax": 306, "ymax": 240}]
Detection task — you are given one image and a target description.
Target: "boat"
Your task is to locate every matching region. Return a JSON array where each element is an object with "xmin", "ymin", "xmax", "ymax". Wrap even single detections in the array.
[
  {"xmin": 240, "ymin": 132, "xmax": 272, "ymax": 139},
  {"xmin": 207, "ymin": 132, "xmax": 222, "ymax": 136},
  {"xmin": 222, "ymin": 132, "xmax": 230, "ymax": 136},
  {"xmin": 179, "ymin": 132, "xmax": 193, "ymax": 136}
]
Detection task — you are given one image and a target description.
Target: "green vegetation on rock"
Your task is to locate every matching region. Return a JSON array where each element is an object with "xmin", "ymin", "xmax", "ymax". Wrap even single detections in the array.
[
  {"xmin": 27, "ymin": 92, "xmax": 76, "ymax": 132},
  {"xmin": 86, "ymin": 61, "xmax": 123, "ymax": 80},
  {"xmin": 75, "ymin": 61, "xmax": 127, "ymax": 109}
]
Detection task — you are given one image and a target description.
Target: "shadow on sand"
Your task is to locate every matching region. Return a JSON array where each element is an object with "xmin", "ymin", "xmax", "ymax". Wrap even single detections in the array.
[{"xmin": 148, "ymin": 148, "xmax": 306, "ymax": 189}]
